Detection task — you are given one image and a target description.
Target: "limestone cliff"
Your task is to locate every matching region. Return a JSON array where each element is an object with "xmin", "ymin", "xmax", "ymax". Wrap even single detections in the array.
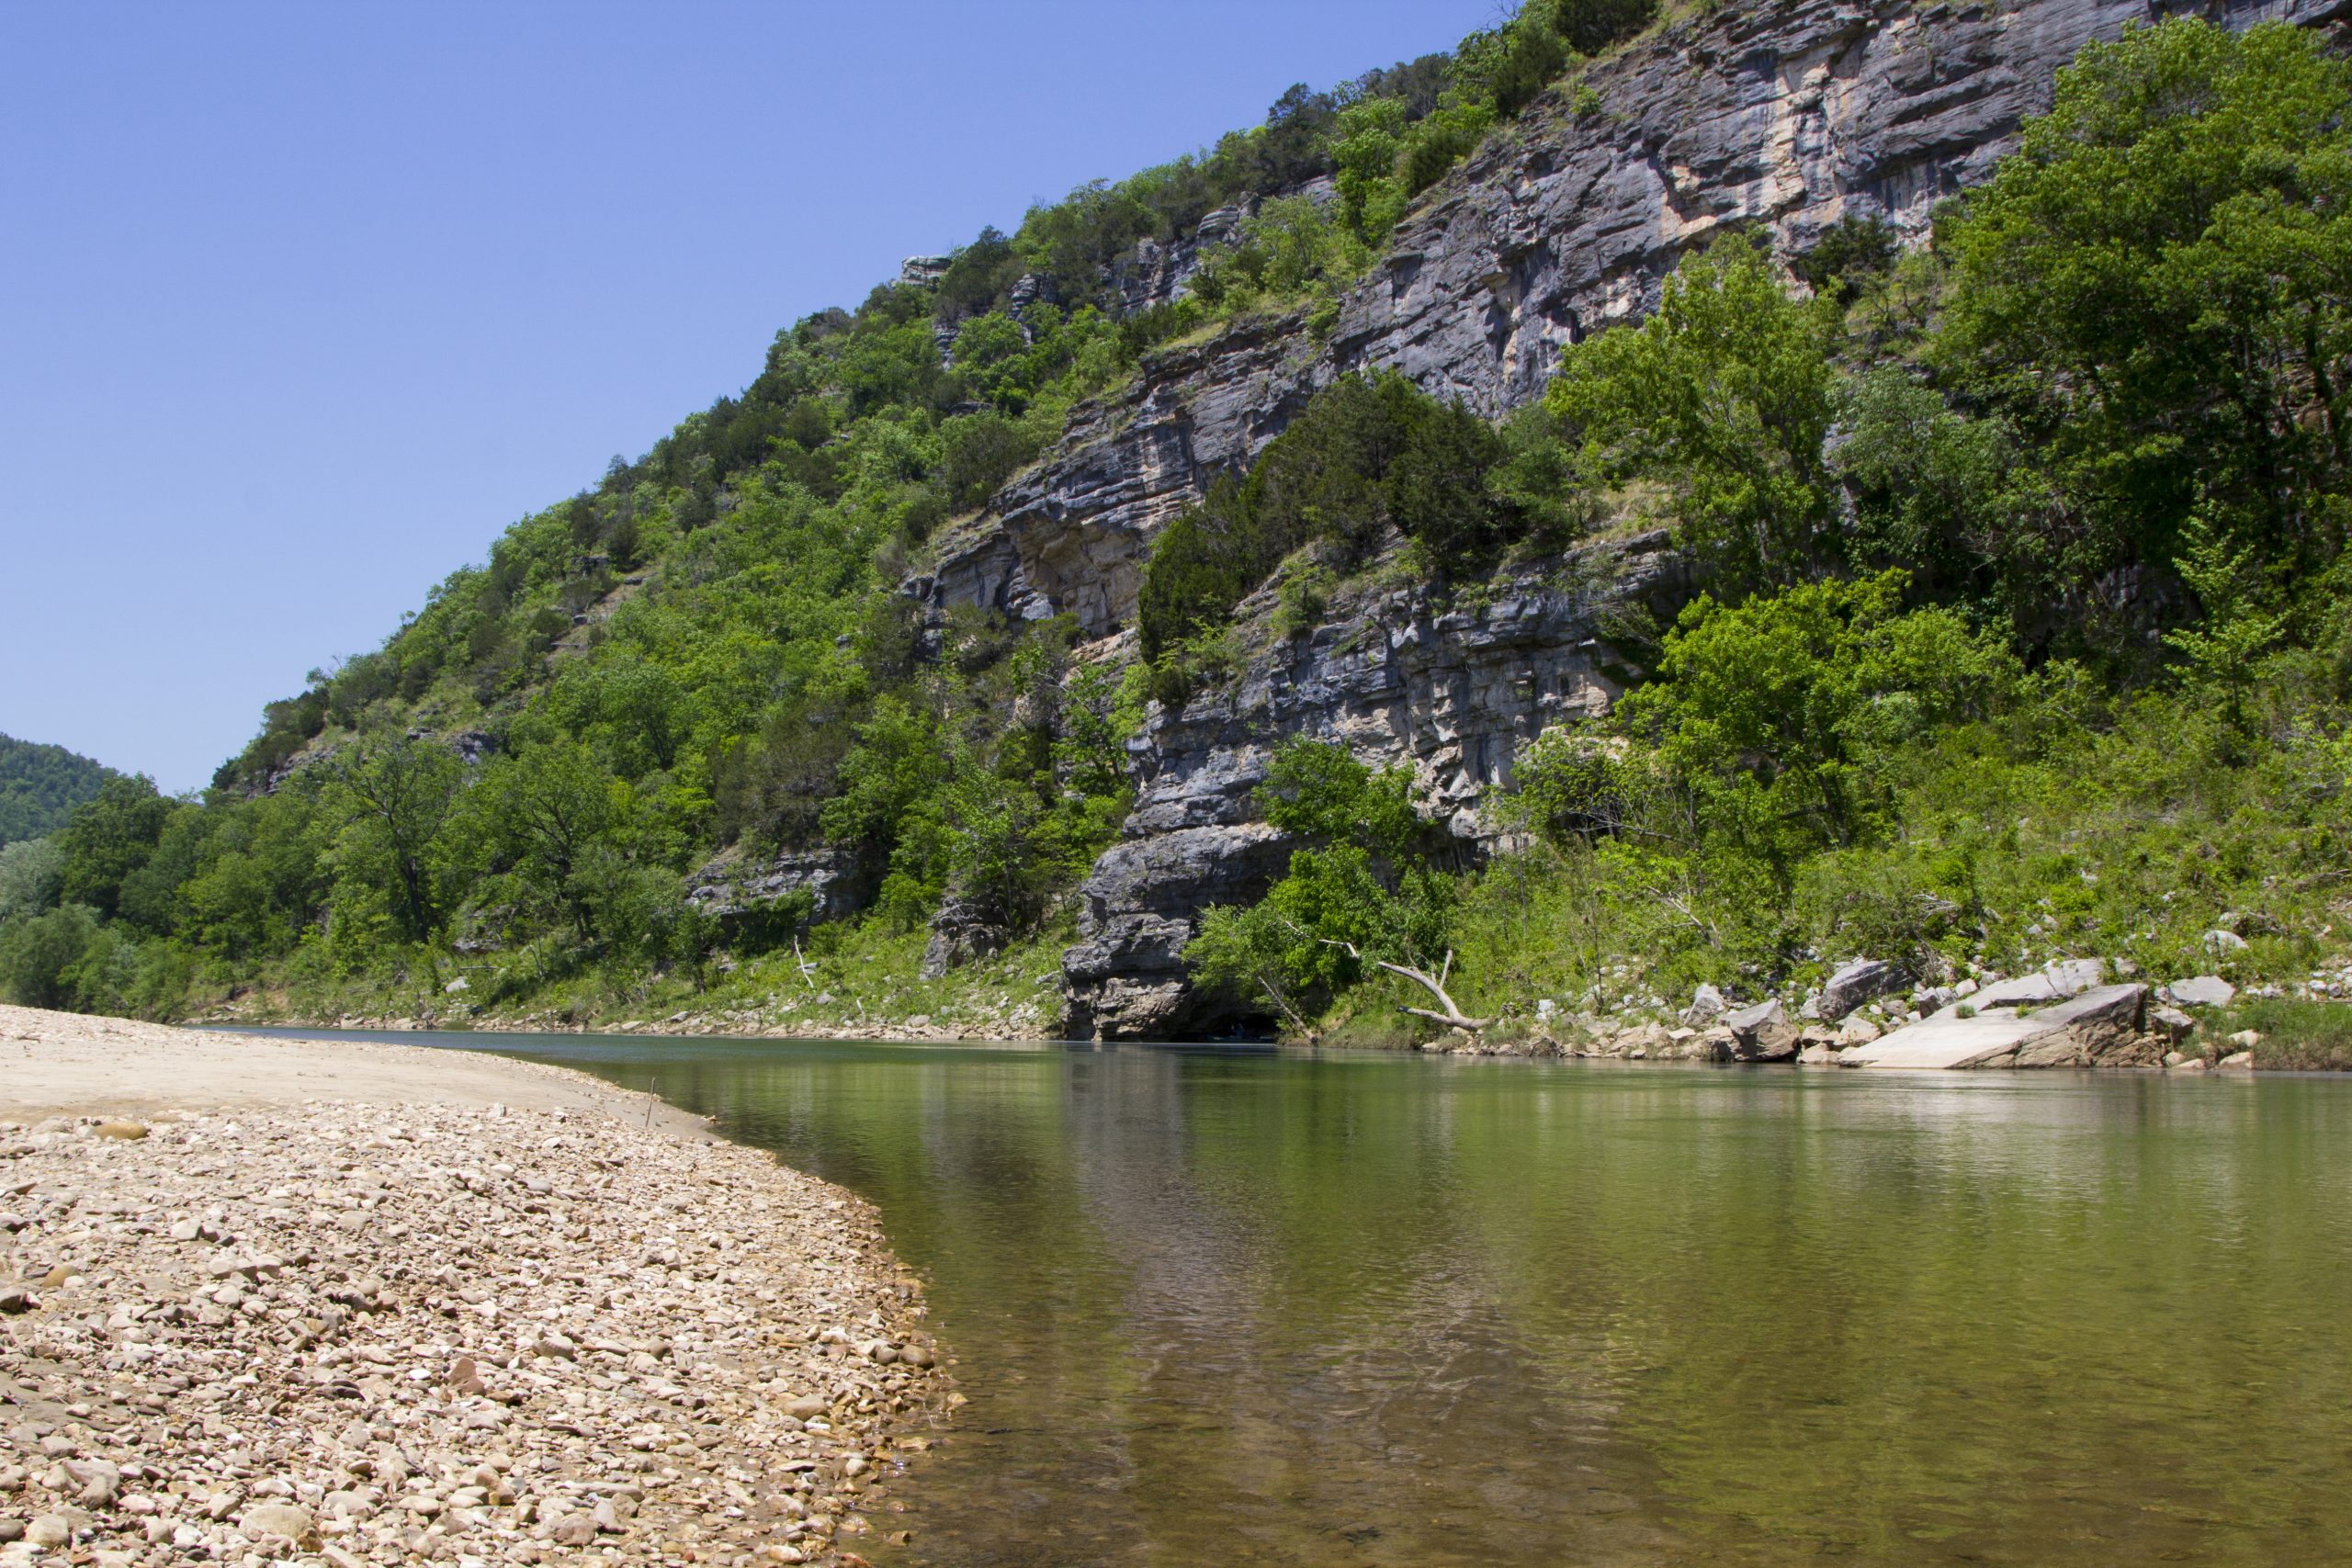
[{"xmin": 923, "ymin": 0, "xmax": 2347, "ymax": 1038}]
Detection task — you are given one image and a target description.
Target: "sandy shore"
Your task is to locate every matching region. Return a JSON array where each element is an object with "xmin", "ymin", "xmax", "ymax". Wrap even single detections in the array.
[{"xmin": 0, "ymin": 1005, "xmax": 950, "ymax": 1566}]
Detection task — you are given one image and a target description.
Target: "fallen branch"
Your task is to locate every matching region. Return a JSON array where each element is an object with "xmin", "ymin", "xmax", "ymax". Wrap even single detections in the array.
[{"xmin": 1293, "ymin": 925, "xmax": 1490, "ymax": 1032}]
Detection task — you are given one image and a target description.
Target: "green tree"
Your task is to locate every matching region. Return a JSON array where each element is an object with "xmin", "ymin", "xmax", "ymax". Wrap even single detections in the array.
[
  {"xmin": 1934, "ymin": 18, "xmax": 2352, "ymax": 582},
  {"xmin": 1547, "ymin": 232, "xmax": 1837, "ymax": 588},
  {"xmin": 55, "ymin": 775, "xmax": 174, "ymax": 923},
  {"xmin": 322, "ymin": 735, "xmax": 465, "ymax": 942}
]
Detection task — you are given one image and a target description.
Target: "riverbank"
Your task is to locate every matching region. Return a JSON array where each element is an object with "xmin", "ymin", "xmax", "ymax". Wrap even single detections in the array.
[{"xmin": 0, "ymin": 1005, "xmax": 950, "ymax": 1566}]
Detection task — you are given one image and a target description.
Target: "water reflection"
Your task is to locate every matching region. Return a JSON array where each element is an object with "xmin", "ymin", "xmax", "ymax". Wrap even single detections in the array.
[{"xmin": 262, "ymin": 1032, "xmax": 2352, "ymax": 1566}]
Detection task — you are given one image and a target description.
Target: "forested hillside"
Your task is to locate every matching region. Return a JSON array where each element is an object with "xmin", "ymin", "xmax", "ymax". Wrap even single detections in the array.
[
  {"xmin": 10, "ymin": 3, "xmax": 2352, "ymax": 1066},
  {"xmin": 0, "ymin": 734, "xmax": 113, "ymax": 846}
]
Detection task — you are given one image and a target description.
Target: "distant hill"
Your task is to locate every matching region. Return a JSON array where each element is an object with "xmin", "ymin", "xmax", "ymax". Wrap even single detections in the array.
[{"xmin": 0, "ymin": 733, "xmax": 116, "ymax": 845}]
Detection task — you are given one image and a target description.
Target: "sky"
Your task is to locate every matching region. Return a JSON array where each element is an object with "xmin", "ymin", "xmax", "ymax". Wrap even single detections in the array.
[{"xmin": 0, "ymin": 0, "xmax": 1498, "ymax": 792}]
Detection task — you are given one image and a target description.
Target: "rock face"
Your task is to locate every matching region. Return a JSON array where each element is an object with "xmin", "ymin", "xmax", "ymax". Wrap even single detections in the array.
[
  {"xmin": 935, "ymin": 0, "xmax": 2346, "ymax": 645},
  {"xmin": 684, "ymin": 846, "xmax": 871, "ymax": 928},
  {"xmin": 1818, "ymin": 959, "xmax": 1905, "ymax": 1021},
  {"xmin": 1065, "ymin": 533, "xmax": 1691, "ymax": 1039},
  {"xmin": 995, "ymin": 0, "xmax": 2343, "ymax": 1035}
]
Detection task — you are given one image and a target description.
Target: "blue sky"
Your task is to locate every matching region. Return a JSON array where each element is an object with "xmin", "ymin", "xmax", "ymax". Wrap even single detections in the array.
[{"xmin": 1, "ymin": 0, "xmax": 1496, "ymax": 792}]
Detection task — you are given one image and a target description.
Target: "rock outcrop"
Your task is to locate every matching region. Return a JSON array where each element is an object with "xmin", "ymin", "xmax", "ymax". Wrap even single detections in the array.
[
  {"xmin": 685, "ymin": 846, "xmax": 871, "ymax": 929},
  {"xmin": 937, "ymin": 0, "xmax": 2350, "ymax": 646},
  {"xmin": 1064, "ymin": 531, "xmax": 1691, "ymax": 1039},
  {"xmin": 961, "ymin": 0, "xmax": 2349, "ymax": 1037}
]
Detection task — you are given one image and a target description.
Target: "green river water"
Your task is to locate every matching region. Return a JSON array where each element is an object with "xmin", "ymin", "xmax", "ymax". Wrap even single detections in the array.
[{"xmin": 281, "ymin": 1032, "xmax": 2352, "ymax": 1566}]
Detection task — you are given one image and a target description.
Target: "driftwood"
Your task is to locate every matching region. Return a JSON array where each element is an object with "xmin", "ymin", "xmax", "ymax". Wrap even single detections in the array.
[{"xmin": 1299, "ymin": 929, "xmax": 1490, "ymax": 1032}]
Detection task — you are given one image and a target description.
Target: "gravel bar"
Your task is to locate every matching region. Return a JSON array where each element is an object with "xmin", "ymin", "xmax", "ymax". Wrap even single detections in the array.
[{"xmin": 0, "ymin": 1006, "xmax": 953, "ymax": 1567}]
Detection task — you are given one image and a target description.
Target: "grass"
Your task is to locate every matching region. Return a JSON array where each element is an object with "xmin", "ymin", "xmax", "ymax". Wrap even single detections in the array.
[{"xmin": 2206, "ymin": 998, "xmax": 2352, "ymax": 1070}]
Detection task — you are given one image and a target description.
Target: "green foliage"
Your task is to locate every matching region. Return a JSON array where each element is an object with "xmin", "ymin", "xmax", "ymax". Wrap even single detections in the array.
[
  {"xmin": 1548, "ymin": 232, "xmax": 1838, "ymax": 589},
  {"xmin": 0, "ymin": 734, "xmax": 115, "ymax": 847},
  {"xmin": 55, "ymin": 775, "xmax": 175, "ymax": 925},
  {"xmin": 1137, "ymin": 371, "xmax": 1521, "ymax": 665},
  {"xmin": 1933, "ymin": 18, "xmax": 2352, "ymax": 595},
  {"xmin": 1550, "ymin": 0, "xmax": 1657, "ymax": 57},
  {"xmin": 1187, "ymin": 739, "xmax": 1454, "ymax": 1030},
  {"xmin": 1790, "ymin": 215, "xmax": 1897, "ymax": 302}
]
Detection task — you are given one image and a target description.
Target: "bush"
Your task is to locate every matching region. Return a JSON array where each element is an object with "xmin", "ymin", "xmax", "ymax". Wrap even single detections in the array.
[{"xmin": 1137, "ymin": 372, "xmax": 1521, "ymax": 664}]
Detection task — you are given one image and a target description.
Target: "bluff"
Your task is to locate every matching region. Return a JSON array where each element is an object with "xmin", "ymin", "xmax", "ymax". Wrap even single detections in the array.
[{"xmin": 907, "ymin": 0, "xmax": 2348, "ymax": 1038}]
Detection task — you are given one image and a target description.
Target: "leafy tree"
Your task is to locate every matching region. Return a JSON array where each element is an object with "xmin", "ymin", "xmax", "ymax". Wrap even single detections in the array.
[
  {"xmin": 2162, "ymin": 513, "xmax": 2288, "ymax": 734},
  {"xmin": 0, "ymin": 734, "xmax": 115, "ymax": 847},
  {"xmin": 55, "ymin": 775, "xmax": 174, "ymax": 923},
  {"xmin": 0, "ymin": 904, "xmax": 97, "ymax": 1009},
  {"xmin": 321, "ymin": 735, "xmax": 465, "ymax": 942},
  {"xmin": 0, "ymin": 836, "xmax": 65, "ymax": 923},
  {"xmin": 1188, "ymin": 739, "xmax": 1472, "ymax": 1032},
  {"xmin": 1548, "ymin": 232, "xmax": 1838, "ymax": 588},
  {"xmin": 1551, "ymin": 0, "xmax": 1657, "ymax": 57},
  {"xmin": 1934, "ymin": 18, "xmax": 2352, "ymax": 583},
  {"xmin": 1611, "ymin": 573, "xmax": 2023, "ymax": 872}
]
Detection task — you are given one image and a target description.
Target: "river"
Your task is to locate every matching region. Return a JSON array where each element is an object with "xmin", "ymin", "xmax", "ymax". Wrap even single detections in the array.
[{"xmin": 263, "ymin": 1030, "xmax": 2352, "ymax": 1566}]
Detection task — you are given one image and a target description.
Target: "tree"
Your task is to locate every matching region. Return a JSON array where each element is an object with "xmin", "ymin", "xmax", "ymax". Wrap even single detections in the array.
[
  {"xmin": 1934, "ymin": 18, "xmax": 2352, "ymax": 583},
  {"xmin": 1187, "ymin": 739, "xmax": 1475, "ymax": 1033},
  {"xmin": 1547, "ymin": 232, "xmax": 1837, "ymax": 588},
  {"xmin": 322, "ymin": 735, "xmax": 464, "ymax": 942},
  {"xmin": 55, "ymin": 775, "xmax": 174, "ymax": 923},
  {"xmin": 2161, "ymin": 513, "xmax": 2286, "ymax": 734}
]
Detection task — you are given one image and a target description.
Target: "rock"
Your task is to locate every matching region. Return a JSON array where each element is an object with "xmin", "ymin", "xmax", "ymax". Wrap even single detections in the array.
[
  {"xmin": 2202, "ymin": 929, "xmax": 2251, "ymax": 953},
  {"xmin": 93, "ymin": 1120, "xmax": 147, "ymax": 1140},
  {"xmin": 1844, "ymin": 984, "xmax": 2147, "ymax": 1070},
  {"xmin": 2008, "ymin": 985, "xmax": 2149, "ymax": 1067},
  {"xmin": 1967, "ymin": 960, "xmax": 2104, "ymax": 1011},
  {"xmin": 62, "ymin": 1459, "xmax": 119, "ymax": 1508},
  {"xmin": 686, "ymin": 845, "xmax": 875, "ymax": 930},
  {"xmin": 2218, "ymin": 1050, "xmax": 2256, "ymax": 1071},
  {"xmin": 2228, "ymin": 1029, "xmax": 2263, "ymax": 1050},
  {"xmin": 238, "ymin": 1503, "xmax": 315, "ymax": 1545},
  {"xmin": 1722, "ymin": 998, "xmax": 1799, "ymax": 1061},
  {"xmin": 1836, "ymin": 1016, "xmax": 1882, "ymax": 1047},
  {"xmin": 1797, "ymin": 1043, "xmax": 1837, "ymax": 1066},
  {"xmin": 784, "ymin": 1395, "xmax": 827, "ymax": 1421},
  {"xmin": 2149, "ymin": 1005, "xmax": 2197, "ymax": 1043},
  {"xmin": 921, "ymin": 893, "xmax": 1010, "ymax": 980},
  {"xmin": 25, "ymin": 1516, "xmax": 70, "ymax": 1549},
  {"xmin": 0, "ymin": 1286, "xmax": 32, "ymax": 1314},
  {"xmin": 0, "ymin": 1519, "xmax": 20, "ymax": 1544},
  {"xmin": 2172, "ymin": 1056, "xmax": 2210, "ymax": 1073},
  {"xmin": 2165, "ymin": 975, "xmax": 2237, "ymax": 1009},
  {"xmin": 1680, "ymin": 984, "xmax": 1726, "ymax": 1027},
  {"xmin": 1819, "ymin": 959, "xmax": 1905, "ymax": 1021}
]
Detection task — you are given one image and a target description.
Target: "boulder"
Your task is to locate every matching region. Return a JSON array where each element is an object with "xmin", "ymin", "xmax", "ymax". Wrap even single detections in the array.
[
  {"xmin": 1818, "ymin": 959, "xmax": 1905, "ymax": 1021},
  {"xmin": 1842, "ymin": 984, "xmax": 2147, "ymax": 1070},
  {"xmin": 2218, "ymin": 1050, "xmax": 2256, "ymax": 1071},
  {"xmin": 1680, "ymin": 984, "xmax": 1726, "ymax": 1027},
  {"xmin": 1966, "ymin": 960, "xmax": 2103, "ymax": 1012},
  {"xmin": 1722, "ymin": 998, "xmax": 1799, "ymax": 1061},
  {"xmin": 2007, "ymin": 984, "xmax": 2149, "ymax": 1067},
  {"xmin": 2201, "ymin": 929, "xmax": 2251, "ymax": 953},
  {"xmin": 1836, "ymin": 1016, "xmax": 1882, "ymax": 1047},
  {"xmin": 2149, "ymin": 1005, "xmax": 2197, "ymax": 1043},
  {"xmin": 2164, "ymin": 975, "xmax": 2236, "ymax": 1009}
]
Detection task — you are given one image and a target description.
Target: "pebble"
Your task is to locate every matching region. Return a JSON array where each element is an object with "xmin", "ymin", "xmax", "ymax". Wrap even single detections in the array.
[{"xmin": 0, "ymin": 1101, "xmax": 950, "ymax": 1565}]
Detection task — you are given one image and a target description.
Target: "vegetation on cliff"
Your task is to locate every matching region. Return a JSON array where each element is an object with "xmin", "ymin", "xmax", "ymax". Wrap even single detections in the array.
[
  {"xmin": 0, "ymin": 0, "xmax": 1638, "ymax": 1027},
  {"xmin": 1180, "ymin": 19, "xmax": 2352, "ymax": 1052}
]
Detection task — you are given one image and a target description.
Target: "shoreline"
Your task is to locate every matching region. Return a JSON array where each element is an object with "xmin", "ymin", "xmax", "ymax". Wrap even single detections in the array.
[{"xmin": 0, "ymin": 1005, "xmax": 951, "ymax": 1566}]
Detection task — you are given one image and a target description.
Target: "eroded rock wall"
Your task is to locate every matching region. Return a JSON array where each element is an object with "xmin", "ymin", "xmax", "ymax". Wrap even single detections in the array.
[
  {"xmin": 1064, "ymin": 532, "xmax": 1692, "ymax": 1038},
  {"xmin": 1009, "ymin": 0, "xmax": 2346, "ymax": 1036}
]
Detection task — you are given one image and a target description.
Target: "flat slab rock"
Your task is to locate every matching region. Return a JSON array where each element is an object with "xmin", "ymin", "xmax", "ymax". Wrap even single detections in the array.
[{"xmin": 1842, "ymin": 983, "xmax": 2148, "ymax": 1070}]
